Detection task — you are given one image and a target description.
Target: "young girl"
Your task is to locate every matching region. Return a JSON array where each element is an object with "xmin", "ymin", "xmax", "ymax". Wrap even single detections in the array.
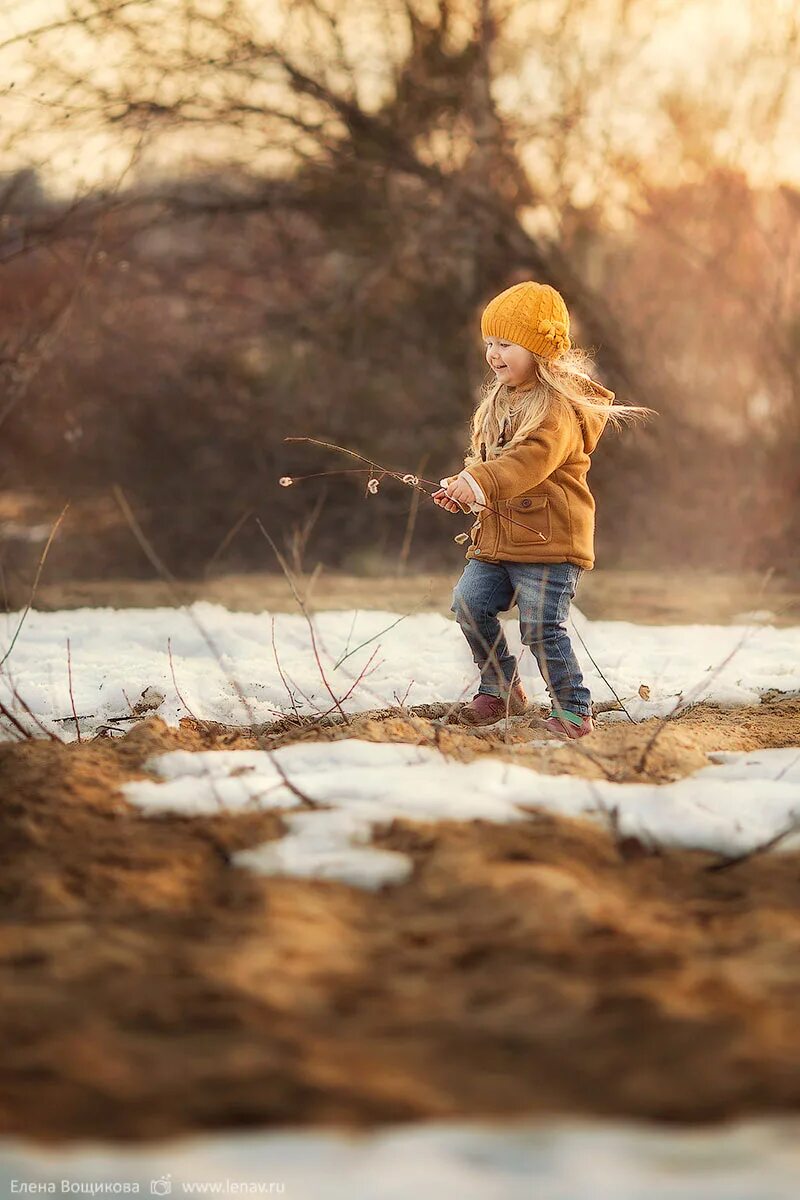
[{"xmin": 434, "ymin": 280, "xmax": 649, "ymax": 738}]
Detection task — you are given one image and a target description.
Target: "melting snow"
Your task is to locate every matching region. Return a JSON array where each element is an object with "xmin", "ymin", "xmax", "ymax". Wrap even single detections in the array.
[
  {"xmin": 1, "ymin": 603, "xmax": 799, "ymax": 739},
  {"xmin": 121, "ymin": 742, "xmax": 800, "ymax": 887},
  {"xmin": 2, "ymin": 1116, "xmax": 800, "ymax": 1199}
]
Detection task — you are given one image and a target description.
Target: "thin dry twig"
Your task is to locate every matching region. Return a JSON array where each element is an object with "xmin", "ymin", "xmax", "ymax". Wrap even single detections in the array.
[
  {"xmin": 773, "ymin": 750, "xmax": 800, "ymax": 783},
  {"xmin": 259, "ymin": 507, "xmax": 402, "ymax": 727},
  {"xmin": 270, "ymin": 615, "xmax": 303, "ymax": 722},
  {"xmin": 111, "ymin": 489, "xmax": 319, "ymax": 809},
  {"xmin": 634, "ymin": 568, "xmax": 778, "ymax": 772},
  {"xmin": 255, "ymin": 518, "xmax": 349, "ymax": 724},
  {"xmin": 66, "ymin": 637, "xmax": 81, "ymax": 743},
  {"xmin": 705, "ymin": 816, "xmax": 800, "ymax": 874},
  {"xmin": 203, "ymin": 507, "xmax": 254, "ymax": 577},
  {"xmin": 569, "ymin": 614, "xmax": 634, "ymax": 723},
  {"xmin": 0, "ymin": 659, "xmax": 62, "ymax": 742},
  {"xmin": 168, "ymin": 636, "xmax": 200, "ymax": 722},
  {"xmin": 397, "ymin": 451, "xmax": 429, "ymax": 574},
  {"xmin": 0, "ymin": 503, "xmax": 69, "ymax": 671},
  {"xmin": 111, "ymin": 485, "xmax": 178, "ymax": 586},
  {"xmin": 333, "ymin": 610, "xmax": 416, "ymax": 670},
  {"xmin": 284, "ymin": 436, "xmax": 548, "ymax": 540},
  {"xmin": 0, "ymin": 700, "xmax": 30, "ymax": 741},
  {"xmin": 634, "ymin": 622, "xmax": 761, "ymax": 774}
]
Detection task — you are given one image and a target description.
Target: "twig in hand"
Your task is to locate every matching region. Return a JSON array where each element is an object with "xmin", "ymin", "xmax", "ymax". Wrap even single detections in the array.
[
  {"xmin": 284, "ymin": 436, "xmax": 549, "ymax": 539},
  {"xmin": 285, "ymin": 436, "xmax": 437, "ymax": 488},
  {"xmin": 66, "ymin": 637, "xmax": 81, "ymax": 743}
]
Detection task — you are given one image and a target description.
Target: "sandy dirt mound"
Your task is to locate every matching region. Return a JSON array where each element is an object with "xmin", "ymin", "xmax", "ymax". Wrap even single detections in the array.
[
  {"xmin": 1, "ymin": 701, "xmax": 799, "ymax": 1143},
  {"xmin": 232, "ymin": 694, "xmax": 800, "ymax": 784}
]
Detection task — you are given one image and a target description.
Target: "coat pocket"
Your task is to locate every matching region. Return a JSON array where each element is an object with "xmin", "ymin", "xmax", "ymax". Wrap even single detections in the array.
[{"xmin": 506, "ymin": 494, "xmax": 551, "ymax": 546}]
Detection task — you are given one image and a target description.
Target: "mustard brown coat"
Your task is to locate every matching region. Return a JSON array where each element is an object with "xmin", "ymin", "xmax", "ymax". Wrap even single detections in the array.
[{"xmin": 459, "ymin": 382, "xmax": 614, "ymax": 570}]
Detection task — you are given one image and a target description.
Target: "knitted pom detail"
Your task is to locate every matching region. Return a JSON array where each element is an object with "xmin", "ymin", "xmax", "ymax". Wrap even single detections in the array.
[
  {"xmin": 537, "ymin": 318, "xmax": 564, "ymax": 336},
  {"xmin": 537, "ymin": 317, "xmax": 570, "ymax": 353}
]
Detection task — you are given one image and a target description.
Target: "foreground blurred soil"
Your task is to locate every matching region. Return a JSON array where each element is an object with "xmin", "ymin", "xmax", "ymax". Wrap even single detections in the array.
[
  {"xmin": 13, "ymin": 567, "xmax": 800, "ymax": 626},
  {"xmin": 1, "ymin": 698, "xmax": 800, "ymax": 1143}
]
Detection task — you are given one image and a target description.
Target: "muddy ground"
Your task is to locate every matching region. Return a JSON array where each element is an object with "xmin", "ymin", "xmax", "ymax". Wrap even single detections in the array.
[{"xmin": 2, "ymin": 696, "xmax": 800, "ymax": 1144}]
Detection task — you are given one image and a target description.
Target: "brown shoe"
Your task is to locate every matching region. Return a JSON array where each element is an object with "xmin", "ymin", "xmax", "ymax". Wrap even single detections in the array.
[
  {"xmin": 541, "ymin": 710, "xmax": 594, "ymax": 739},
  {"xmin": 458, "ymin": 683, "xmax": 528, "ymax": 727}
]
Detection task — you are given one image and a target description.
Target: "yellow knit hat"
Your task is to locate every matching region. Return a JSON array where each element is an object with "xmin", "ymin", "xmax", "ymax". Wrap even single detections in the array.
[{"xmin": 480, "ymin": 280, "xmax": 571, "ymax": 360}]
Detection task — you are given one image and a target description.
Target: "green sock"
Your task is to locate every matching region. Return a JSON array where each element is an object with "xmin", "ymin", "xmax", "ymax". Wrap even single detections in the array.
[{"xmin": 549, "ymin": 708, "xmax": 585, "ymax": 727}]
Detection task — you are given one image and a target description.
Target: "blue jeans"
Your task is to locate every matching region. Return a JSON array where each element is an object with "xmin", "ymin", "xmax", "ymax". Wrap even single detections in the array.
[{"xmin": 450, "ymin": 559, "xmax": 592, "ymax": 717}]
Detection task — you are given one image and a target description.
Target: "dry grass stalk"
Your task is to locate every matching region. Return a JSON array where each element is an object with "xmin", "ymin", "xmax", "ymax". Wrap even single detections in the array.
[
  {"xmin": 0, "ymin": 502, "xmax": 69, "ymax": 671},
  {"xmin": 66, "ymin": 637, "xmax": 81, "ymax": 743}
]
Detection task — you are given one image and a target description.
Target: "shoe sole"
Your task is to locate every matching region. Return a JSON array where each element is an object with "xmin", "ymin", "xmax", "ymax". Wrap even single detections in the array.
[
  {"xmin": 530, "ymin": 715, "xmax": 593, "ymax": 740},
  {"xmin": 457, "ymin": 705, "xmax": 529, "ymax": 728}
]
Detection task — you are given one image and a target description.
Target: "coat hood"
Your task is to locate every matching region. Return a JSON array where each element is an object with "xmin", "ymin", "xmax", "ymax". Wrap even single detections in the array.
[{"xmin": 574, "ymin": 378, "xmax": 615, "ymax": 453}]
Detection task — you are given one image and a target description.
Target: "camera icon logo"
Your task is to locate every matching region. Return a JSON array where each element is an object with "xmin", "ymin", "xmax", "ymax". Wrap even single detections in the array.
[{"xmin": 150, "ymin": 1176, "xmax": 172, "ymax": 1196}]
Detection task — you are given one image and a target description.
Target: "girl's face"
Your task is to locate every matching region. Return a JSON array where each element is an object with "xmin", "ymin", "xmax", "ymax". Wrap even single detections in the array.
[{"xmin": 483, "ymin": 338, "xmax": 537, "ymax": 387}]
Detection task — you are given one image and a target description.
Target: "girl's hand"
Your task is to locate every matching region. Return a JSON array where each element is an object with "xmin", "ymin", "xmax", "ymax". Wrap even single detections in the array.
[
  {"xmin": 433, "ymin": 474, "xmax": 476, "ymax": 514},
  {"xmin": 444, "ymin": 476, "xmax": 477, "ymax": 507},
  {"xmin": 432, "ymin": 487, "xmax": 463, "ymax": 514}
]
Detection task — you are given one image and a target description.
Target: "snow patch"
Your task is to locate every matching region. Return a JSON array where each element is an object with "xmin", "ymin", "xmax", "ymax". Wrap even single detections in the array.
[
  {"xmin": 2, "ymin": 604, "xmax": 799, "ymax": 741},
  {"xmin": 2, "ymin": 1116, "xmax": 800, "ymax": 1199},
  {"xmin": 121, "ymin": 743, "xmax": 800, "ymax": 889}
]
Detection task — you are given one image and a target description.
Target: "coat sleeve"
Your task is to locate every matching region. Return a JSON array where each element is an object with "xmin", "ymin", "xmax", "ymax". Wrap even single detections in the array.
[{"xmin": 463, "ymin": 410, "xmax": 579, "ymax": 505}]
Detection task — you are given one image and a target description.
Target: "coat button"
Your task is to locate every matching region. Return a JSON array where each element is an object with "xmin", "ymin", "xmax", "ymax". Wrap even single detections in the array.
[
  {"xmin": 474, "ymin": 548, "xmax": 481, "ymax": 554},
  {"xmin": 521, "ymin": 498, "xmax": 532, "ymax": 508}
]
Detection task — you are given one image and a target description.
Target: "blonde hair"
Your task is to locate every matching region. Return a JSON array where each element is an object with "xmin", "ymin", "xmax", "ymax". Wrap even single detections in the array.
[{"xmin": 464, "ymin": 345, "xmax": 654, "ymax": 468}]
